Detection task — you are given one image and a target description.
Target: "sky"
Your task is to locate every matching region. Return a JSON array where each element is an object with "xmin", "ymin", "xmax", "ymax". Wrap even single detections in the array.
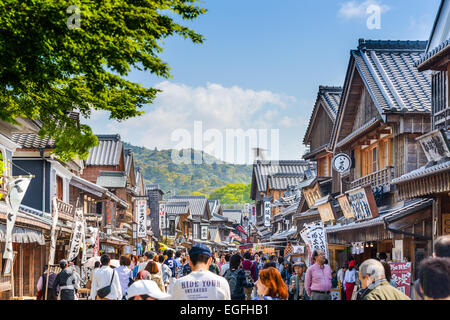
[{"xmin": 82, "ymin": 0, "xmax": 441, "ymax": 164}]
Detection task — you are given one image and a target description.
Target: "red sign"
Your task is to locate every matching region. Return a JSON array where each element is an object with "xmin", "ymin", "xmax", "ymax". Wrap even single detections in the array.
[{"xmin": 388, "ymin": 262, "xmax": 411, "ymax": 297}]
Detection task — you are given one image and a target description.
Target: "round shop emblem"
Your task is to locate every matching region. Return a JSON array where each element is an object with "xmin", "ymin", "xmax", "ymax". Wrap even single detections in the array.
[{"xmin": 332, "ymin": 153, "xmax": 352, "ymax": 174}]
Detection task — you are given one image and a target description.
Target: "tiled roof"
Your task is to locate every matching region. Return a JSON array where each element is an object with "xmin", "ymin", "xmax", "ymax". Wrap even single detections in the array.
[
  {"xmin": 267, "ymin": 173, "xmax": 306, "ymax": 190},
  {"xmin": 416, "ymin": 38, "xmax": 450, "ymax": 71},
  {"xmin": 96, "ymin": 171, "xmax": 127, "ymax": 188},
  {"xmin": 352, "ymin": 39, "xmax": 431, "ymax": 113},
  {"xmin": 326, "ymin": 198, "xmax": 432, "ymax": 233},
  {"xmin": 252, "ymin": 160, "xmax": 316, "ymax": 195},
  {"xmin": 208, "ymin": 200, "xmax": 221, "ymax": 216},
  {"xmin": 303, "ymin": 86, "xmax": 342, "ymax": 145},
  {"xmin": 222, "ymin": 209, "xmax": 242, "ymax": 224},
  {"xmin": 11, "ymin": 133, "xmax": 55, "ymax": 149},
  {"xmin": 168, "ymin": 195, "xmax": 209, "ymax": 217},
  {"xmin": 392, "ymin": 159, "xmax": 450, "ymax": 184},
  {"xmin": 335, "ymin": 116, "xmax": 382, "ymax": 148},
  {"xmin": 85, "ymin": 134, "xmax": 123, "ymax": 166},
  {"xmin": 164, "ymin": 201, "xmax": 190, "ymax": 215}
]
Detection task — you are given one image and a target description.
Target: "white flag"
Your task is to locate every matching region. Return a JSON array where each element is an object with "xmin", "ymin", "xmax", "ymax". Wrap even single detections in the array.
[
  {"xmin": 3, "ymin": 177, "xmax": 31, "ymax": 260},
  {"xmin": 48, "ymin": 197, "xmax": 59, "ymax": 265},
  {"xmin": 67, "ymin": 208, "xmax": 84, "ymax": 261}
]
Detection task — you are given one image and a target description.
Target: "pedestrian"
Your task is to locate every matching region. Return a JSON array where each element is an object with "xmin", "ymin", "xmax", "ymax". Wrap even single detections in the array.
[
  {"xmin": 254, "ymin": 267, "xmax": 288, "ymax": 300},
  {"xmin": 282, "ymin": 262, "xmax": 293, "ymax": 285},
  {"xmin": 209, "ymin": 256, "xmax": 221, "ymax": 275},
  {"xmin": 357, "ymin": 259, "xmax": 410, "ymax": 300},
  {"xmin": 241, "ymin": 251, "xmax": 256, "ymax": 300},
  {"xmin": 126, "ymin": 279, "xmax": 171, "ymax": 300},
  {"xmin": 116, "ymin": 255, "xmax": 133, "ymax": 299},
  {"xmin": 380, "ymin": 261, "xmax": 397, "ymax": 288},
  {"xmin": 417, "ymin": 257, "xmax": 450, "ymax": 300},
  {"xmin": 136, "ymin": 270, "xmax": 150, "ymax": 280},
  {"xmin": 53, "ymin": 260, "xmax": 78, "ymax": 300},
  {"xmin": 277, "ymin": 256, "xmax": 284, "ymax": 274},
  {"xmin": 36, "ymin": 265, "xmax": 57, "ymax": 300},
  {"xmin": 175, "ymin": 251, "xmax": 183, "ymax": 279},
  {"xmin": 220, "ymin": 254, "xmax": 230, "ymax": 276},
  {"xmin": 224, "ymin": 254, "xmax": 252, "ymax": 300},
  {"xmin": 89, "ymin": 254, "xmax": 122, "ymax": 300},
  {"xmin": 262, "ymin": 260, "xmax": 277, "ymax": 269},
  {"xmin": 130, "ymin": 255, "xmax": 138, "ymax": 271},
  {"xmin": 378, "ymin": 252, "xmax": 387, "ymax": 262},
  {"xmin": 413, "ymin": 235, "xmax": 450, "ymax": 299},
  {"xmin": 145, "ymin": 260, "xmax": 166, "ymax": 293},
  {"xmin": 217, "ymin": 253, "xmax": 226, "ymax": 272},
  {"xmin": 133, "ymin": 256, "xmax": 143, "ymax": 279},
  {"xmin": 163, "ymin": 250, "xmax": 177, "ymax": 293},
  {"xmin": 159, "ymin": 254, "xmax": 172, "ymax": 292},
  {"xmin": 343, "ymin": 260, "xmax": 357, "ymax": 300},
  {"xmin": 172, "ymin": 244, "xmax": 231, "ymax": 300},
  {"xmin": 337, "ymin": 264, "xmax": 347, "ymax": 300},
  {"xmin": 137, "ymin": 251, "xmax": 154, "ymax": 273},
  {"xmin": 288, "ymin": 262, "xmax": 305, "ymax": 300},
  {"xmin": 304, "ymin": 250, "xmax": 332, "ymax": 300},
  {"xmin": 182, "ymin": 256, "xmax": 192, "ymax": 276}
]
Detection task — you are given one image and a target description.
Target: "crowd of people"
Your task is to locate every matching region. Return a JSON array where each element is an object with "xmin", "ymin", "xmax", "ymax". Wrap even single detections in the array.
[{"xmin": 36, "ymin": 235, "xmax": 450, "ymax": 300}]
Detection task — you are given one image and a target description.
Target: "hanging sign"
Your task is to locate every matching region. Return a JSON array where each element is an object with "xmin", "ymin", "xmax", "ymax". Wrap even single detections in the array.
[
  {"xmin": 301, "ymin": 221, "xmax": 329, "ymax": 260},
  {"xmin": 200, "ymin": 225, "xmax": 208, "ymax": 240},
  {"xmin": 159, "ymin": 203, "xmax": 166, "ymax": 232},
  {"xmin": 416, "ymin": 129, "xmax": 450, "ymax": 162},
  {"xmin": 136, "ymin": 199, "xmax": 147, "ymax": 238},
  {"xmin": 388, "ymin": 262, "xmax": 412, "ymax": 297},
  {"xmin": 3, "ymin": 177, "xmax": 31, "ymax": 260},
  {"xmin": 347, "ymin": 186, "xmax": 379, "ymax": 221},
  {"xmin": 67, "ymin": 208, "xmax": 84, "ymax": 261},
  {"xmin": 264, "ymin": 198, "xmax": 271, "ymax": 227},
  {"xmin": 332, "ymin": 153, "xmax": 352, "ymax": 174},
  {"xmin": 337, "ymin": 194, "xmax": 355, "ymax": 219},
  {"xmin": 302, "ymin": 182, "xmax": 322, "ymax": 208}
]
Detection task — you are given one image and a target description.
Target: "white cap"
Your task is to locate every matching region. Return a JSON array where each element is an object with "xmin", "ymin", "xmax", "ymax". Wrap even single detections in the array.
[{"xmin": 126, "ymin": 280, "xmax": 171, "ymax": 300}]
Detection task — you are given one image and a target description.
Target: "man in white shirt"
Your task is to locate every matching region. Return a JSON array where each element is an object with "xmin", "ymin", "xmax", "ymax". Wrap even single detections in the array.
[
  {"xmin": 89, "ymin": 254, "xmax": 122, "ymax": 300},
  {"xmin": 172, "ymin": 244, "xmax": 230, "ymax": 300},
  {"xmin": 137, "ymin": 251, "xmax": 154, "ymax": 273}
]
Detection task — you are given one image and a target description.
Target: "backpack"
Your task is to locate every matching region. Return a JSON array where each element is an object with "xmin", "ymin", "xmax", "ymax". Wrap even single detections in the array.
[
  {"xmin": 244, "ymin": 268, "xmax": 254, "ymax": 287},
  {"xmin": 224, "ymin": 269, "xmax": 240, "ymax": 297}
]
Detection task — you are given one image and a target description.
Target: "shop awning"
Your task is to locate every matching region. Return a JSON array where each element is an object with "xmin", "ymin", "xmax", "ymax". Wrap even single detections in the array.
[{"xmin": 0, "ymin": 224, "xmax": 45, "ymax": 245}]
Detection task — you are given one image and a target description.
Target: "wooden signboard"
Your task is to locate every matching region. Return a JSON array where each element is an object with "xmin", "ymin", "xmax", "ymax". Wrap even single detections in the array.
[
  {"xmin": 416, "ymin": 129, "xmax": 450, "ymax": 162},
  {"xmin": 388, "ymin": 262, "xmax": 411, "ymax": 297},
  {"xmin": 337, "ymin": 194, "xmax": 355, "ymax": 219},
  {"xmin": 317, "ymin": 202, "xmax": 335, "ymax": 222},
  {"xmin": 442, "ymin": 213, "xmax": 450, "ymax": 235},
  {"xmin": 347, "ymin": 186, "xmax": 379, "ymax": 221},
  {"xmin": 303, "ymin": 182, "xmax": 322, "ymax": 208}
]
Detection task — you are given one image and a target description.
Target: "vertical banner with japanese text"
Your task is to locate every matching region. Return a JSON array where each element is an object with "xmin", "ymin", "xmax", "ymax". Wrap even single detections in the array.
[
  {"xmin": 388, "ymin": 262, "xmax": 412, "ymax": 297},
  {"xmin": 3, "ymin": 177, "xmax": 31, "ymax": 260},
  {"xmin": 137, "ymin": 199, "xmax": 147, "ymax": 238},
  {"xmin": 67, "ymin": 208, "xmax": 84, "ymax": 261},
  {"xmin": 264, "ymin": 198, "xmax": 271, "ymax": 227},
  {"xmin": 48, "ymin": 197, "xmax": 59, "ymax": 265}
]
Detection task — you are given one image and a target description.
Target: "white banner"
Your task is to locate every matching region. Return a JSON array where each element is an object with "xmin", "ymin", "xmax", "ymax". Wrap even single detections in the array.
[
  {"xmin": 3, "ymin": 177, "xmax": 31, "ymax": 260},
  {"xmin": 137, "ymin": 199, "xmax": 147, "ymax": 238},
  {"xmin": 264, "ymin": 199, "xmax": 271, "ymax": 227},
  {"xmin": 159, "ymin": 203, "xmax": 165, "ymax": 232},
  {"xmin": 67, "ymin": 208, "xmax": 84, "ymax": 261},
  {"xmin": 48, "ymin": 197, "xmax": 59, "ymax": 265},
  {"xmin": 301, "ymin": 221, "xmax": 329, "ymax": 261}
]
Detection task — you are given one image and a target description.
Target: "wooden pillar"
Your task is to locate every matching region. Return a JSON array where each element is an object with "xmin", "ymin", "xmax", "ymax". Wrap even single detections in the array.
[
  {"xmin": 18, "ymin": 243, "xmax": 23, "ymax": 298},
  {"xmin": 29, "ymin": 245, "xmax": 34, "ymax": 297}
]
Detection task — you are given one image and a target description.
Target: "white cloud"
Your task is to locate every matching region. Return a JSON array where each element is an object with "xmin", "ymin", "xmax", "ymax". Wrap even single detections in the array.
[
  {"xmin": 338, "ymin": 0, "xmax": 390, "ymax": 20},
  {"xmin": 82, "ymin": 81, "xmax": 298, "ymax": 163}
]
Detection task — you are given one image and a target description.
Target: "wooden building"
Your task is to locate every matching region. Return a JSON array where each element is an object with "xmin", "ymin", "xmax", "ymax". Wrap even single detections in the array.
[
  {"xmin": 393, "ymin": 0, "xmax": 450, "ymax": 243},
  {"xmin": 323, "ymin": 39, "xmax": 433, "ymax": 272}
]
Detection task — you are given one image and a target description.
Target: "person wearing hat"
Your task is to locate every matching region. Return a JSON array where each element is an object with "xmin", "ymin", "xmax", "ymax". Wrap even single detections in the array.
[
  {"xmin": 288, "ymin": 261, "xmax": 306, "ymax": 300},
  {"xmin": 343, "ymin": 260, "xmax": 357, "ymax": 300},
  {"xmin": 53, "ymin": 259, "xmax": 78, "ymax": 300},
  {"xmin": 126, "ymin": 279, "xmax": 171, "ymax": 300},
  {"xmin": 172, "ymin": 244, "xmax": 231, "ymax": 300}
]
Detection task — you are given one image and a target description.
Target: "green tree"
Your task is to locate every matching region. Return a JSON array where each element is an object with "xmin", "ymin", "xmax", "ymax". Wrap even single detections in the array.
[{"xmin": 0, "ymin": 0, "xmax": 206, "ymax": 161}]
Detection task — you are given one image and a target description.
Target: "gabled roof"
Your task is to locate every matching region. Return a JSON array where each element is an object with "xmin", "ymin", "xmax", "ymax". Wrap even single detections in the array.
[
  {"xmin": 222, "ymin": 209, "xmax": 242, "ymax": 224},
  {"xmin": 267, "ymin": 173, "xmax": 306, "ymax": 190},
  {"xmin": 168, "ymin": 195, "xmax": 210, "ymax": 219},
  {"xmin": 208, "ymin": 200, "xmax": 222, "ymax": 216},
  {"xmin": 164, "ymin": 201, "xmax": 190, "ymax": 215},
  {"xmin": 11, "ymin": 133, "xmax": 55, "ymax": 149},
  {"xmin": 303, "ymin": 86, "xmax": 342, "ymax": 145},
  {"xmin": 331, "ymin": 39, "xmax": 431, "ymax": 150},
  {"xmin": 96, "ymin": 171, "xmax": 127, "ymax": 188},
  {"xmin": 251, "ymin": 160, "xmax": 316, "ymax": 199},
  {"xmin": 85, "ymin": 134, "xmax": 123, "ymax": 166}
]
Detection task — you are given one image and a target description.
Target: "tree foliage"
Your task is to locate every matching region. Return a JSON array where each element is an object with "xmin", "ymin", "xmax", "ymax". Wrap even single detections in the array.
[
  {"xmin": 208, "ymin": 183, "xmax": 251, "ymax": 205},
  {"xmin": 0, "ymin": 0, "xmax": 206, "ymax": 161}
]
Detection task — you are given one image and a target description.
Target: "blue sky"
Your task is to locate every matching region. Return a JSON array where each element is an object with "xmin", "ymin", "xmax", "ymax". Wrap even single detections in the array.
[{"xmin": 83, "ymin": 0, "xmax": 441, "ymax": 164}]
